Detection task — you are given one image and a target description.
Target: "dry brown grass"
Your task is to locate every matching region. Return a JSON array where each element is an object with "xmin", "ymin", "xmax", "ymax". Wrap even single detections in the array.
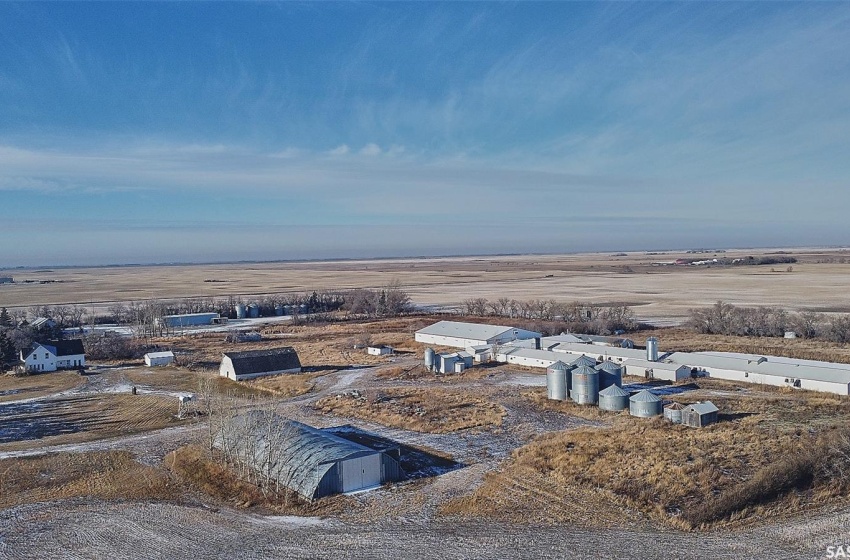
[
  {"xmin": 0, "ymin": 450, "xmax": 179, "ymax": 508},
  {"xmin": 445, "ymin": 387, "xmax": 850, "ymax": 529},
  {"xmin": 0, "ymin": 371, "xmax": 84, "ymax": 402},
  {"xmin": 0, "ymin": 394, "xmax": 188, "ymax": 452},
  {"xmin": 124, "ymin": 367, "xmax": 204, "ymax": 393},
  {"xmin": 314, "ymin": 388, "xmax": 505, "ymax": 433},
  {"xmin": 164, "ymin": 444, "xmax": 352, "ymax": 515},
  {"xmin": 247, "ymin": 373, "xmax": 319, "ymax": 398}
]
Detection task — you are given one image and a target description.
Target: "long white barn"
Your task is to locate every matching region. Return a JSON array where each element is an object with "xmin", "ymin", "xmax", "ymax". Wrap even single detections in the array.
[{"xmin": 415, "ymin": 321, "xmax": 541, "ymax": 349}]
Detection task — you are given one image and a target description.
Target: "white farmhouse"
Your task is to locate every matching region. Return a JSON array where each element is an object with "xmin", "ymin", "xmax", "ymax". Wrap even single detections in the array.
[
  {"xmin": 414, "ymin": 321, "xmax": 542, "ymax": 349},
  {"xmin": 21, "ymin": 339, "xmax": 85, "ymax": 373}
]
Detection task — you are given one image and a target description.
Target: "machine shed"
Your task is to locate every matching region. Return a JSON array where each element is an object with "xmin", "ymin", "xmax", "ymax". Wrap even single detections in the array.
[{"xmin": 415, "ymin": 321, "xmax": 541, "ymax": 349}]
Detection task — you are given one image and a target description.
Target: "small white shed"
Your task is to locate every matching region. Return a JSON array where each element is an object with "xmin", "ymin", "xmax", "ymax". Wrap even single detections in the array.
[
  {"xmin": 367, "ymin": 346, "xmax": 394, "ymax": 356},
  {"xmin": 145, "ymin": 351, "xmax": 175, "ymax": 367}
]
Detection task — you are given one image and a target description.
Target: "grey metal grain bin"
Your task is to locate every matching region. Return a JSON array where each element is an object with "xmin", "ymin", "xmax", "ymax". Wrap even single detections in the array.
[
  {"xmin": 546, "ymin": 361, "xmax": 569, "ymax": 401},
  {"xmin": 424, "ymin": 348, "xmax": 435, "ymax": 371},
  {"xmin": 646, "ymin": 337, "xmax": 659, "ymax": 361},
  {"xmin": 664, "ymin": 402, "xmax": 685, "ymax": 424},
  {"xmin": 274, "ymin": 304, "xmax": 285, "ymax": 316},
  {"xmin": 598, "ymin": 384, "xmax": 630, "ymax": 411},
  {"xmin": 629, "ymin": 389, "xmax": 662, "ymax": 418},
  {"xmin": 248, "ymin": 304, "xmax": 260, "ymax": 318},
  {"xmin": 235, "ymin": 304, "xmax": 248, "ymax": 319},
  {"xmin": 596, "ymin": 361, "xmax": 623, "ymax": 390},
  {"xmin": 571, "ymin": 355, "xmax": 597, "ymax": 368},
  {"xmin": 570, "ymin": 365, "xmax": 599, "ymax": 405}
]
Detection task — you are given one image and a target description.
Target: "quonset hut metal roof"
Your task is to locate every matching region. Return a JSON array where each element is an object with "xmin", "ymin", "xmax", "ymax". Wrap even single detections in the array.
[{"xmin": 217, "ymin": 412, "xmax": 382, "ymax": 500}]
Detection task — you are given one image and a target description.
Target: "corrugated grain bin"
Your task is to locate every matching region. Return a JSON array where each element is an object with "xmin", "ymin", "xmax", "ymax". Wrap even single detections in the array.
[
  {"xmin": 248, "ymin": 304, "xmax": 260, "ymax": 318},
  {"xmin": 596, "ymin": 361, "xmax": 623, "ymax": 390},
  {"xmin": 424, "ymin": 348, "xmax": 435, "ymax": 370},
  {"xmin": 235, "ymin": 304, "xmax": 248, "ymax": 319},
  {"xmin": 629, "ymin": 389, "xmax": 662, "ymax": 418},
  {"xmin": 598, "ymin": 384, "xmax": 630, "ymax": 411},
  {"xmin": 546, "ymin": 361, "xmax": 569, "ymax": 401},
  {"xmin": 664, "ymin": 402, "xmax": 685, "ymax": 424},
  {"xmin": 570, "ymin": 365, "xmax": 599, "ymax": 405}
]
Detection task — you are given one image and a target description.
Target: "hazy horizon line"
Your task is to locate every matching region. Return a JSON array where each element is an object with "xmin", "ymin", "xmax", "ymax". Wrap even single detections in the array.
[{"xmin": 2, "ymin": 243, "xmax": 848, "ymax": 272}]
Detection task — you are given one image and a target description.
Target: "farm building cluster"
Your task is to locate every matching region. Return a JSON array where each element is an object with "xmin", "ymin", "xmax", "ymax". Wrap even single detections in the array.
[{"xmin": 415, "ymin": 321, "xmax": 850, "ymax": 397}]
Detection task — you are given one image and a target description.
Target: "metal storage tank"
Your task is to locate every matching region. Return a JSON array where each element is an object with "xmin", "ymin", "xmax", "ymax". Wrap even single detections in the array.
[
  {"xmin": 629, "ymin": 389, "xmax": 662, "ymax": 418},
  {"xmin": 248, "ymin": 304, "xmax": 260, "ymax": 318},
  {"xmin": 596, "ymin": 361, "xmax": 623, "ymax": 390},
  {"xmin": 664, "ymin": 402, "xmax": 685, "ymax": 424},
  {"xmin": 570, "ymin": 365, "xmax": 599, "ymax": 405},
  {"xmin": 571, "ymin": 355, "xmax": 597, "ymax": 368},
  {"xmin": 546, "ymin": 361, "xmax": 569, "ymax": 401},
  {"xmin": 274, "ymin": 304, "xmax": 285, "ymax": 316},
  {"xmin": 424, "ymin": 348, "xmax": 435, "ymax": 371},
  {"xmin": 646, "ymin": 337, "xmax": 659, "ymax": 362},
  {"xmin": 598, "ymin": 384, "xmax": 630, "ymax": 411},
  {"xmin": 235, "ymin": 304, "xmax": 248, "ymax": 319}
]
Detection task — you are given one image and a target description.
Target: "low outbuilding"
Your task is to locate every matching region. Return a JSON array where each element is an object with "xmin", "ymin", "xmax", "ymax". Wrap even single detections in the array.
[
  {"xmin": 144, "ymin": 351, "xmax": 175, "ymax": 367},
  {"xmin": 681, "ymin": 401, "xmax": 719, "ymax": 428},
  {"xmin": 367, "ymin": 345, "xmax": 394, "ymax": 356}
]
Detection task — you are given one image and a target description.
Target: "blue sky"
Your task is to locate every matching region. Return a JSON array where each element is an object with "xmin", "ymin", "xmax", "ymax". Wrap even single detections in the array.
[{"xmin": 1, "ymin": 2, "xmax": 849, "ymax": 266}]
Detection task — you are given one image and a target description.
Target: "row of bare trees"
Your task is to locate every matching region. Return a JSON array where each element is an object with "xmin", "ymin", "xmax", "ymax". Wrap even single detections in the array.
[
  {"xmin": 198, "ymin": 380, "xmax": 300, "ymax": 503},
  {"xmin": 459, "ymin": 297, "xmax": 638, "ymax": 334},
  {"xmin": 687, "ymin": 301, "xmax": 850, "ymax": 342}
]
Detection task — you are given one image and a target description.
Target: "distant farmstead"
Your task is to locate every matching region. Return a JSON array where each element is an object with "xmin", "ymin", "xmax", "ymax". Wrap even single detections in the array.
[
  {"xmin": 219, "ymin": 347, "xmax": 302, "ymax": 381},
  {"xmin": 20, "ymin": 339, "xmax": 85, "ymax": 373}
]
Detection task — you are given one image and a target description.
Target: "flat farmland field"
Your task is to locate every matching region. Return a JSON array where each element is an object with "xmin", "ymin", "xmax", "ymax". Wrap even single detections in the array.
[{"xmin": 2, "ymin": 247, "xmax": 849, "ymax": 321}]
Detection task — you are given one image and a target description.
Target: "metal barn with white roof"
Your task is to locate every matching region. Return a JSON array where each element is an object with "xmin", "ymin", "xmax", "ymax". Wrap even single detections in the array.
[{"xmin": 414, "ymin": 321, "xmax": 541, "ymax": 349}]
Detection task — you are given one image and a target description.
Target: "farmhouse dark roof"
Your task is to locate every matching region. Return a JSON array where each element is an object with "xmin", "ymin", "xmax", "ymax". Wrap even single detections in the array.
[
  {"xmin": 41, "ymin": 339, "xmax": 85, "ymax": 356},
  {"xmin": 223, "ymin": 347, "xmax": 301, "ymax": 375}
]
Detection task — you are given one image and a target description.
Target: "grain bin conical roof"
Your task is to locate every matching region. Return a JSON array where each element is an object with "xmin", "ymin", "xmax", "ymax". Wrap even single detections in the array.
[
  {"xmin": 599, "ymin": 384, "xmax": 629, "ymax": 397},
  {"xmin": 664, "ymin": 402, "xmax": 685, "ymax": 410},
  {"xmin": 572, "ymin": 364, "xmax": 597, "ymax": 376},
  {"xmin": 630, "ymin": 389, "xmax": 661, "ymax": 402},
  {"xmin": 596, "ymin": 361, "xmax": 622, "ymax": 373},
  {"xmin": 571, "ymin": 355, "xmax": 597, "ymax": 367},
  {"xmin": 548, "ymin": 360, "xmax": 569, "ymax": 371}
]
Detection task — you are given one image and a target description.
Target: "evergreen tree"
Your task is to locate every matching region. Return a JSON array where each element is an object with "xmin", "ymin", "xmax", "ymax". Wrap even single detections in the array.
[{"xmin": 0, "ymin": 307, "xmax": 10, "ymax": 328}]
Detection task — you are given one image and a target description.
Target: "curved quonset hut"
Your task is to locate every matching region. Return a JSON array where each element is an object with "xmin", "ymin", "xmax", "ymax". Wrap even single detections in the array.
[{"xmin": 215, "ymin": 412, "xmax": 403, "ymax": 500}]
